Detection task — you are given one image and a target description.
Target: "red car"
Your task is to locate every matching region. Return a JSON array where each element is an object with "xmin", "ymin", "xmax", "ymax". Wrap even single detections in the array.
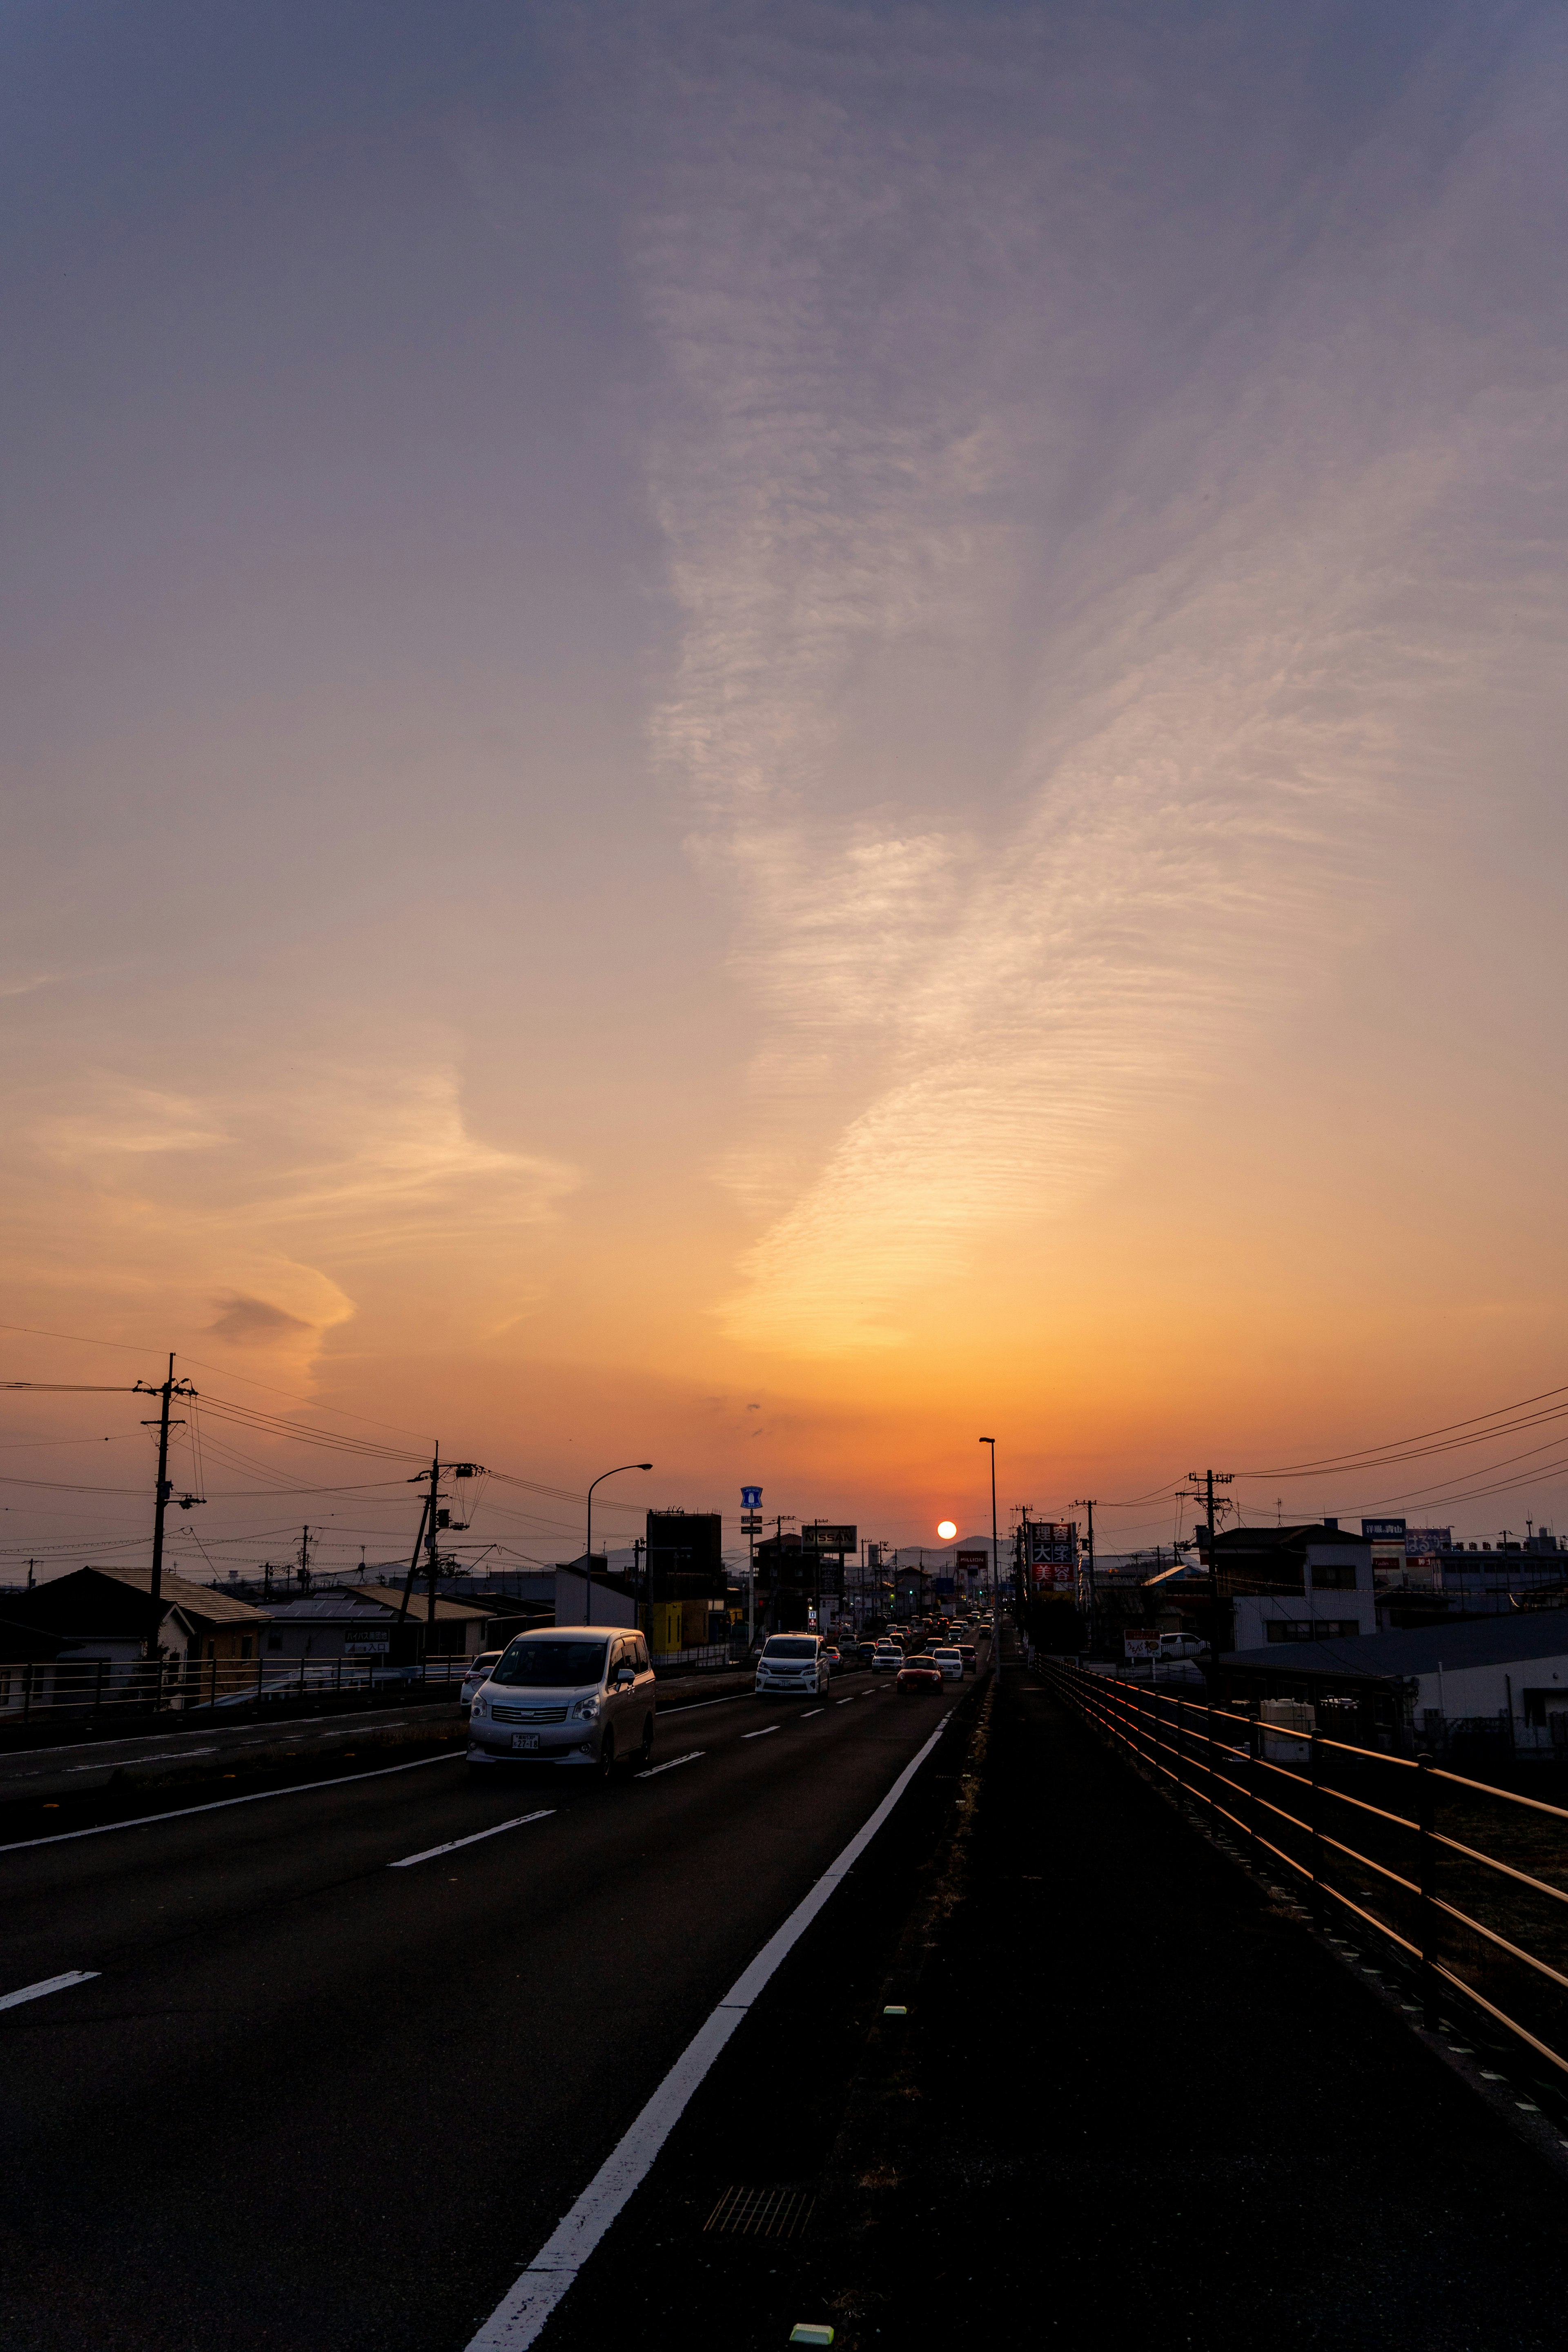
[{"xmin": 896, "ymin": 1653, "xmax": 944, "ymax": 1693}]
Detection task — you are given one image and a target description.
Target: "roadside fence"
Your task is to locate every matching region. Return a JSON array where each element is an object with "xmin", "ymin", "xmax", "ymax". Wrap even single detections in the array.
[
  {"xmin": 1036, "ymin": 1656, "xmax": 1568, "ymax": 2100},
  {"xmin": 0, "ymin": 1650, "xmax": 475, "ymax": 1741}
]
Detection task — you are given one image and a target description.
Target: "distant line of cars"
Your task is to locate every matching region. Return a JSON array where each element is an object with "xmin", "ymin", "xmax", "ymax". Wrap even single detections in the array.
[{"xmin": 456, "ymin": 1615, "xmax": 988, "ymax": 1781}]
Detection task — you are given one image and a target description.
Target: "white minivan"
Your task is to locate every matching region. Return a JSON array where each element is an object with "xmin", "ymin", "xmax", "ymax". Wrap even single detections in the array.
[
  {"xmin": 467, "ymin": 1626, "xmax": 655, "ymax": 1778},
  {"xmin": 754, "ymin": 1633, "xmax": 830, "ymax": 1699}
]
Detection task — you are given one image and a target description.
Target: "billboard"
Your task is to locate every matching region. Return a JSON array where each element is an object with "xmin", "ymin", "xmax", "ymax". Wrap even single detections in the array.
[
  {"xmin": 1361, "ymin": 1519, "xmax": 1406, "ymax": 1541},
  {"xmin": 803, "ymin": 1524, "xmax": 856, "ymax": 1554},
  {"xmin": 1024, "ymin": 1521, "xmax": 1077, "ymax": 1588},
  {"xmin": 646, "ymin": 1510, "xmax": 725, "ymax": 1599},
  {"xmin": 956, "ymin": 1549, "xmax": 989, "ymax": 1579},
  {"xmin": 1405, "ymin": 1526, "xmax": 1452, "ymax": 1558}
]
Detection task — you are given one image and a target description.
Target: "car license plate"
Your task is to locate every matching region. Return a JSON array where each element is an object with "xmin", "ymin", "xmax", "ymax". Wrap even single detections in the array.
[{"xmin": 511, "ymin": 1733, "xmax": 539, "ymax": 1752}]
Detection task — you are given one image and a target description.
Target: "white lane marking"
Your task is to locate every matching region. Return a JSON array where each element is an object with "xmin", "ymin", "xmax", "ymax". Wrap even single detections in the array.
[
  {"xmin": 466, "ymin": 1706, "xmax": 955, "ymax": 2350},
  {"xmin": 0, "ymin": 1969, "xmax": 100, "ymax": 2012},
  {"xmin": 836, "ymin": 1698, "xmax": 853, "ymax": 1706},
  {"xmin": 390, "ymin": 1809, "xmax": 555, "ymax": 1869},
  {"xmin": 657, "ymin": 1693, "xmax": 755, "ymax": 1713},
  {"xmin": 0, "ymin": 1750, "xmax": 463, "ymax": 1855},
  {"xmin": 800, "ymin": 1709, "xmax": 825, "ymax": 1719},
  {"xmin": 741, "ymin": 1726, "xmax": 780, "ymax": 1740},
  {"xmin": 68, "ymin": 1748, "xmax": 218, "ymax": 1771},
  {"xmin": 0, "ymin": 1702, "xmax": 461, "ymax": 1767},
  {"xmin": 634, "ymin": 1752, "xmax": 704, "ymax": 1781}
]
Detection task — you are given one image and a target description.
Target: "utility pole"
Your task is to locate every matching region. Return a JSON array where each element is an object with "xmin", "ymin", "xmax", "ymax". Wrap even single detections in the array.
[
  {"xmin": 398, "ymin": 1451, "xmax": 439, "ymax": 1626},
  {"xmin": 425, "ymin": 1450, "xmax": 441, "ymax": 1626},
  {"xmin": 1180, "ymin": 1470, "xmax": 1234, "ymax": 1690},
  {"xmin": 134, "ymin": 1354, "xmax": 198, "ymax": 1622},
  {"xmin": 1072, "ymin": 1499, "xmax": 1098, "ymax": 1652}
]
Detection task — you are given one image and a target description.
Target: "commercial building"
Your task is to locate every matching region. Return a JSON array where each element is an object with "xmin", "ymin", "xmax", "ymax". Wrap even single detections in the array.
[{"xmin": 646, "ymin": 1510, "xmax": 729, "ymax": 1649}]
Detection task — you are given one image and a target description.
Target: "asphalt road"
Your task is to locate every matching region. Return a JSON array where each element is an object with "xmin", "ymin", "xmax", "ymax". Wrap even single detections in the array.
[{"xmin": 0, "ymin": 1662, "xmax": 976, "ymax": 2352}]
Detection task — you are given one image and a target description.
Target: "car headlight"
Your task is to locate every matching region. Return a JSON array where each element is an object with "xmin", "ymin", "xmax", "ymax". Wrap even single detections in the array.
[
  {"xmin": 571, "ymin": 1694, "xmax": 600, "ymax": 1722},
  {"xmin": 471, "ymin": 1694, "xmax": 488, "ymax": 1717}
]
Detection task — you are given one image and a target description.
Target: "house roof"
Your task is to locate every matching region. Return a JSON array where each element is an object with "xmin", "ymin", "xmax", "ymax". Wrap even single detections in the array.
[
  {"xmin": 1226, "ymin": 1610, "xmax": 1568, "ymax": 1678},
  {"xmin": 1214, "ymin": 1524, "xmax": 1370, "ymax": 1552},
  {"xmin": 262, "ymin": 1592, "xmax": 410, "ymax": 1621},
  {"xmin": 30, "ymin": 1563, "xmax": 268, "ymax": 1628},
  {"xmin": 347, "ymin": 1582, "xmax": 494, "ymax": 1623}
]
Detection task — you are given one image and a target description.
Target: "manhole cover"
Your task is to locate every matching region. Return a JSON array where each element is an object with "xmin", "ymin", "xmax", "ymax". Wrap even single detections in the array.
[{"xmin": 704, "ymin": 2185, "xmax": 817, "ymax": 2240}]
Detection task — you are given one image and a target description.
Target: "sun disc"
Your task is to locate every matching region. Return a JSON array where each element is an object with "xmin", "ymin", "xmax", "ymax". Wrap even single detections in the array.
[{"xmin": 937, "ymin": 1519, "xmax": 958, "ymax": 1539}]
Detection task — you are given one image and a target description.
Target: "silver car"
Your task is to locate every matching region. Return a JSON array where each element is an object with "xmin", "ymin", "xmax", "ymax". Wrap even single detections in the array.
[
  {"xmin": 460, "ymin": 1650, "xmax": 503, "ymax": 1709},
  {"xmin": 467, "ymin": 1627, "xmax": 656, "ymax": 1778},
  {"xmin": 753, "ymin": 1633, "xmax": 829, "ymax": 1699}
]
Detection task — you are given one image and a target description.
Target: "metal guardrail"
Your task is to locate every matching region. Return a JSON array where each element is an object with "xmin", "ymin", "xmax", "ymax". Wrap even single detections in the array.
[
  {"xmin": 1037, "ymin": 1656, "xmax": 1568, "ymax": 2095},
  {"xmin": 0, "ymin": 1650, "xmax": 475, "ymax": 1734}
]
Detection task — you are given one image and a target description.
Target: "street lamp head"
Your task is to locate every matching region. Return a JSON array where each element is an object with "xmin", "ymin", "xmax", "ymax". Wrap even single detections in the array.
[
  {"xmin": 978, "ymin": 1435, "xmax": 995, "ymax": 1445},
  {"xmin": 637, "ymin": 1463, "xmax": 652, "ymax": 1471}
]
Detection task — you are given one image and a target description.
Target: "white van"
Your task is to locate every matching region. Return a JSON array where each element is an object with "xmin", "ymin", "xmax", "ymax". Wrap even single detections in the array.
[
  {"xmin": 754, "ymin": 1634, "xmax": 830, "ymax": 1698},
  {"xmin": 467, "ymin": 1626, "xmax": 655, "ymax": 1778}
]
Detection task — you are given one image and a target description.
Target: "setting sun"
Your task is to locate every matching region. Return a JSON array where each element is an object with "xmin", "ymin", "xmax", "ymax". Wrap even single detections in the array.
[{"xmin": 937, "ymin": 1519, "xmax": 958, "ymax": 1539}]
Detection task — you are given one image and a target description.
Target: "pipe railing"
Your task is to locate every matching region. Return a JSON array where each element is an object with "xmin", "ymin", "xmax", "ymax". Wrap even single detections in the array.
[
  {"xmin": 0, "ymin": 1649, "xmax": 477, "ymax": 1735},
  {"xmin": 1038, "ymin": 1656, "xmax": 1568, "ymax": 2090}
]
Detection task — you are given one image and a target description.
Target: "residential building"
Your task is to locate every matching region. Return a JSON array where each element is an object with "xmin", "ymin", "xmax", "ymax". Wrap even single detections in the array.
[
  {"xmin": 1200, "ymin": 1521, "xmax": 1376, "ymax": 1650},
  {"xmin": 1221, "ymin": 1609, "xmax": 1568, "ymax": 1762},
  {"xmin": 0, "ymin": 1563, "xmax": 267, "ymax": 1667}
]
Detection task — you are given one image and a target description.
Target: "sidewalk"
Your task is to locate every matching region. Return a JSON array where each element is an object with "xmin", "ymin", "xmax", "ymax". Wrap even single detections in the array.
[
  {"xmin": 823, "ymin": 1661, "xmax": 1568, "ymax": 2348},
  {"xmin": 592, "ymin": 1657, "xmax": 1568, "ymax": 2352}
]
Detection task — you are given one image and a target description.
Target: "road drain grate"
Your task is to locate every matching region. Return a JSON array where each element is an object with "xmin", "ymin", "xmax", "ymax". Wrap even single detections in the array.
[{"xmin": 704, "ymin": 2185, "xmax": 817, "ymax": 2240}]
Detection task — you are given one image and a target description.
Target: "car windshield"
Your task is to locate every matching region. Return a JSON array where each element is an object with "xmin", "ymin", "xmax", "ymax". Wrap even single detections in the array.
[
  {"xmin": 763, "ymin": 1638, "xmax": 818, "ymax": 1657},
  {"xmin": 492, "ymin": 1639, "xmax": 608, "ymax": 1688}
]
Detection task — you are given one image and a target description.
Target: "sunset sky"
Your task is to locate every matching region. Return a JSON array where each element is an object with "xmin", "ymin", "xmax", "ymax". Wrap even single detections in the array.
[{"xmin": 2, "ymin": 1, "xmax": 1566, "ymax": 1578}]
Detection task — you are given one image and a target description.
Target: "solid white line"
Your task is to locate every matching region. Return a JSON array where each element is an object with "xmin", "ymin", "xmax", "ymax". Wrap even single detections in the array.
[
  {"xmin": 68, "ymin": 1748, "xmax": 218, "ymax": 1771},
  {"xmin": 0, "ymin": 1969, "xmax": 100, "ymax": 2012},
  {"xmin": 465, "ymin": 1706, "xmax": 955, "ymax": 2351},
  {"xmin": 390, "ymin": 1809, "xmax": 555, "ymax": 1869},
  {"xmin": 633, "ymin": 1752, "xmax": 704, "ymax": 1780},
  {"xmin": 741, "ymin": 1726, "xmax": 779, "ymax": 1740},
  {"xmin": 0, "ymin": 1750, "xmax": 463, "ymax": 1855}
]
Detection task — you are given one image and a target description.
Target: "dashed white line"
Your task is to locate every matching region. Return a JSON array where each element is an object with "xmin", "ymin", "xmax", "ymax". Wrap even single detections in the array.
[
  {"xmin": 800, "ymin": 1708, "xmax": 825, "ymax": 1719},
  {"xmin": 742, "ymin": 1726, "xmax": 780, "ymax": 1740},
  {"xmin": 634, "ymin": 1752, "xmax": 705, "ymax": 1780},
  {"xmin": 836, "ymin": 1698, "xmax": 854, "ymax": 1706},
  {"xmin": 0, "ymin": 1749, "xmax": 463, "ymax": 1855},
  {"xmin": 390, "ymin": 1810, "xmax": 555, "ymax": 1869},
  {"xmin": 465, "ymin": 1706, "xmax": 955, "ymax": 2350},
  {"xmin": 0, "ymin": 1969, "xmax": 100, "ymax": 2013}
]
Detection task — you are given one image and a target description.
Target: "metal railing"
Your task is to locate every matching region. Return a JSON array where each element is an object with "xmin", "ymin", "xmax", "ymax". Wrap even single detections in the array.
[
  {"xmin": 1038, "ymin": 1657, "xmax": 1568, "ymax": 2094},
  {"xmin": 0, "ymin": 1650, "xmax": 477, "ymax": 1737}
]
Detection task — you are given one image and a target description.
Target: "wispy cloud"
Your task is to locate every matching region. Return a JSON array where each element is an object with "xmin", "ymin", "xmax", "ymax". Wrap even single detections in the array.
[
  {"xmin": 636, "ymin": 4, "xmax": 1568, "ymax": 1350},
  {"xmin": 3, "ymin": 1051, "xmax": 579, "ymax": 1366}
]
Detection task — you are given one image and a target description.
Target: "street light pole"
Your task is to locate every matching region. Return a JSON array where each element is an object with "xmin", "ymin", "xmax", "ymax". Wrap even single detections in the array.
[
  {"xmin": 583, "ymin": 1463, "xmax": 653, "ymax": 1626},
  {"xmin": 979, "ymin": 1437, "xmax": 1000, "ymax": 1681}
]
